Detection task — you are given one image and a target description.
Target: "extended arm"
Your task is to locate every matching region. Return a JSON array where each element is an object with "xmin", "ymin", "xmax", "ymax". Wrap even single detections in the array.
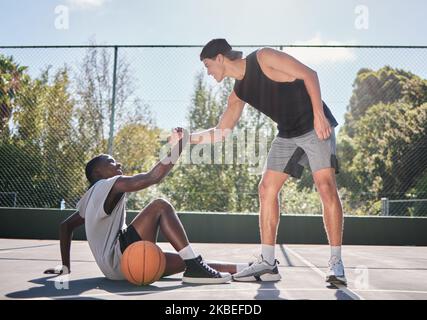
[{"xmin": 190, "ymin": 91, "xmax": 245, "ymax": 144}]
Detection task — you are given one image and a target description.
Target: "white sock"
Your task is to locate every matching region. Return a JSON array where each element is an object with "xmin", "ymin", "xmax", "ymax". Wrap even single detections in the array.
[
  {"xmin": 261, "ymin": 244, "xmax": 275, "ymax": 265},
  {"xmin": 178, "ymin": 245, "xmax": 197, "ymax": 260},
  {"xmin": 331, "ymin": 246, "xmax": 342, "ymax": 260},
  {"xmin": 236, "ymin": 263, "xmax": 249, "ymax": 273}
]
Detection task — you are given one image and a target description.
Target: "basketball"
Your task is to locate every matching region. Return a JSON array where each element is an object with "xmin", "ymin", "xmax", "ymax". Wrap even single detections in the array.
[{"xmin": 121, "ymin": 241, "xmax": 166, "ymax": 285}]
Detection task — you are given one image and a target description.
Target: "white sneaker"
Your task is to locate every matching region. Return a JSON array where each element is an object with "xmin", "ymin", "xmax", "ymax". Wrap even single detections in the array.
[
  {"xmin": 326, "ymin": 256, "xmax": 347, "ymax": 285},
  {"xmin": 232, "ymin": 255, "xmax": 281, "ymax": 282}
]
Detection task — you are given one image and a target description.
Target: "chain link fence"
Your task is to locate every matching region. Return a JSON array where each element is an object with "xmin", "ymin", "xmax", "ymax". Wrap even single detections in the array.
[{"xmin": 1, "ymin": 45, "xmax": 426, "ymax": 216}]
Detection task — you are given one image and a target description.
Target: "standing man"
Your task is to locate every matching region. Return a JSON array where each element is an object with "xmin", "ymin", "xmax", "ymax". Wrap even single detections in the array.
[{"xmin": 190, "ymin": 39, "xmax": 346, "ymax": 285}]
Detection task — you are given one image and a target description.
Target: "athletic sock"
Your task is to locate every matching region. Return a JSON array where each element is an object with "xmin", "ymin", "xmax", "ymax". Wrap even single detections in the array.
[
  {"xmin": 236, "ymin": 263, "xmax": 249, "ymax": 273},
  {"xmin": 331, "ymin": 246, "xmax": 342, "ymax": 260},
  {"xmin": 261, "ymin": 244, "xmax": 275, "ymax": 265},
  {"xmin": 179, "ymin": 245, "xmax": 197, "ymax": 260}
]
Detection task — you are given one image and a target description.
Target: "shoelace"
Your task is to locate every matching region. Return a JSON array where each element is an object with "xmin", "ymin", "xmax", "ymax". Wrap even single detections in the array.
[
  {"xmin": 198, "ymin": 258, "xmax": 219, "ymax": 276},
  {"xmin": 250, "ymin": 254, "xmax": 263, "ymax": 265},
  {"xmin": 248, "ymin": 255, "xmax": 279, "ymax": 269}
]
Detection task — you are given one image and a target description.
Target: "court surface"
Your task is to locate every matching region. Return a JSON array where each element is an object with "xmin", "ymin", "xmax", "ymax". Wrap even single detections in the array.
[{"xmin": 1, "ymin": 239, "xmax": 426, "ymax": 300}]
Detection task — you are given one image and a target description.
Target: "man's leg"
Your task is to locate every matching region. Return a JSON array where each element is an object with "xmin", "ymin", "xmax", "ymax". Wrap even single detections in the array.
[
  {"xmin": 126, "ymin": 198, "xmax": 234, "ymax": 282},
  {"xmin": 128, "ymin": 198, "xmax": 187, "ymax": 276},
  {"xmin": 312, "ymin": 168, "xmax": 343, "ymax": 246},
  {"xmin": 312, "ymin": 168, "xmax": 346, "ymax": 285},
  {"xmin": 258, "ymin": 170, "xmax": 289, "ymax": 247},
  {"xmin": 233, "ymin": 170, "xmax": 288, "ymax": 282}
]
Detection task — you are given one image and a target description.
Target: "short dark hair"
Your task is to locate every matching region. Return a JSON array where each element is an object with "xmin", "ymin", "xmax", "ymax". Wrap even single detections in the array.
[
  {"xmin": 85, "ymin": 154, "xmax": 108, "ymax": 183},
  {"xmin": 200, "ymin": 38, "xmax": 243, "ymax": 61}
]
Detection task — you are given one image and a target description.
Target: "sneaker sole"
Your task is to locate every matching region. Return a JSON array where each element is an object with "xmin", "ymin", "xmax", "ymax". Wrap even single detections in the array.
[
  {"xmin": 182, "ymin": 274, "xmax": 232, "ymax": 284},
  {"xmin": 326, "ymin": 275, "xmax": 347, "ymax": 286},
  {"xmin": 233, "ymin": 273, "xmax": 281, "ymax": 282}
]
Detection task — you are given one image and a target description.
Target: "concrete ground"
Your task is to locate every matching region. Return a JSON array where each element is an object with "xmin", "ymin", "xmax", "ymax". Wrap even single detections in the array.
[{"xmin": 1, "ymin": 238, "xmax": 427, "ymax": 300}]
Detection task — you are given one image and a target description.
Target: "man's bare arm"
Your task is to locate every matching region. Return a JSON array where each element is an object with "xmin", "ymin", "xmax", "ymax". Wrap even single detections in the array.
[
  {"xmin": 190, "ymin": 91, "xmax": 245, "ymax": 144},
  {"xmin": 44, "ymin": 211, "xmax": 84, "ymax": 274},
  {"xmin": 258, "ymin": 47, "xmax": 331, "ymax": 140}
]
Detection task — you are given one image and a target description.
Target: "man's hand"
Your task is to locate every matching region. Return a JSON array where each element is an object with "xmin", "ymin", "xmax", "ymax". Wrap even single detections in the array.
[
  {"xmin": 314, "ymin": 115, "xmax": 332, "ymax": 140},
  {"xmin": 112, "ymin": 128, "xmax": 190, "ymax": 193},
  {"xmin": 44, "ymin": 265, "xmax": 70, "ymax": 275},
  {"xmin": 167, "ymin": 127, "xmax": 185, "ymax": 145}
]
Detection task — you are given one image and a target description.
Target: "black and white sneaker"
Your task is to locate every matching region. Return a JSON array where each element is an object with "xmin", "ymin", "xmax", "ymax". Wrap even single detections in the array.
[{"xmin": 182, "ymin": 255, "xmax": 232, "ymax": 284}]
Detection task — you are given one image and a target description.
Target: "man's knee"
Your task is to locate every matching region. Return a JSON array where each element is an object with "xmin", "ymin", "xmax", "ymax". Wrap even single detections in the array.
[
  {"xmin": 151, "ymin": 198, "xmax": 175, "ymax": 213},
  {"xmin": 258, "ymin": 179, "xmax": 281, "ymax": 201},
  {"xmin": 315, "ymin": 180, "xmax": 338, "ymax": 203}
]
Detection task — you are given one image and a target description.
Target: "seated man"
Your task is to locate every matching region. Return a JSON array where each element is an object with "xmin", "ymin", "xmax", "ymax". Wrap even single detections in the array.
[{"xmin": 44, "ymin": 128, "xmax": 244, "ymax": 284}]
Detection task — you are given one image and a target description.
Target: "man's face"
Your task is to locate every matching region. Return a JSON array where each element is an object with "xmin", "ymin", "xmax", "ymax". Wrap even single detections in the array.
[
  {"xmin": 99, "ymin": 155, "xmax": 123, "ymax": 178},
  {"xmin": 203, "ymin": 56, "xmax": 225, "ymax": 82}
]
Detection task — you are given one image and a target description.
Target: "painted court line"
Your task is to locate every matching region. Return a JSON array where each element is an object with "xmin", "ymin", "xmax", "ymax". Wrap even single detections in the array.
[
  {"xmin": 0, "ymin": 244, "xmax": 56, "ymax": 251},
  {"xmin": 355, "ymin": 289, "xmax": 427, "ymax": 294},
  {"xmin": 282, "ymin": 245, "xmax": 365, "ymax": 300}
]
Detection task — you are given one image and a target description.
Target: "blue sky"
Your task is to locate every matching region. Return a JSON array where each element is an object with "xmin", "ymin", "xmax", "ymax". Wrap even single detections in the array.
[
  {"xmin": 1, "ymin": 0, "xmax": 426, "ymax": 132},
  {"xmin": 2, "ymin": 0, "xmax": 426, "ymax": 46}
]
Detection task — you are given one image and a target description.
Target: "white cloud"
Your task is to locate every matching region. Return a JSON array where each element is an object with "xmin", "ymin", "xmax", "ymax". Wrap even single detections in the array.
[
  {"xmin": 66, "ymin": 0, "xmax": 108, "ymax": 10},
  {"xmin": 283, "ymin": 33, "xmax": 357, "ymax": 65}
]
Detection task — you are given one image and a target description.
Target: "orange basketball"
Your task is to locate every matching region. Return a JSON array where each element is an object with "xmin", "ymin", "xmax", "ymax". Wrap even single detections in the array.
[{"xmin": 121, "ymin": 241, "xmax": 166, "ymax": 285}]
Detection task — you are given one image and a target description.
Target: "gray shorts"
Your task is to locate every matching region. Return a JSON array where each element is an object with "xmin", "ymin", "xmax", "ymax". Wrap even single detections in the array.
[{"xmin": 265, "ymin": 129, "xmax": 339, "ymax": 178}]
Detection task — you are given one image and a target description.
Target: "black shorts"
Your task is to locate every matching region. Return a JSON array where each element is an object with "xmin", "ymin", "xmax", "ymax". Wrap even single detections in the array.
[{"xmin": 118, "ymin": 225, "xmax": 142, "ymax": 253}]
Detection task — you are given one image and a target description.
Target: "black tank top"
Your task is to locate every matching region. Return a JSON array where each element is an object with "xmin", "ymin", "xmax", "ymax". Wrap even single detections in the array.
[{"xmin": 233, "ymin": 50, "xmax": 338, "ymax": 138}]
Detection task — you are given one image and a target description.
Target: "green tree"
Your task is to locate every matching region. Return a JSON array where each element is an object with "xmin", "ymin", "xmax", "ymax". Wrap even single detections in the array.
[
  {"xmin": 0, "ymin": 54, "xmax": 28, "ymax": 135},
  {"xmin": 348, "ymin": 102, "xmax": 427, "ymax": 215},
  {"xmin": 12, "ymin": 67, "xmax": 87, "ymax": 207},
  {"xmin": 0, "ymin": 143, "xmax": 45, "ymax": 207},
  {"xmin": 338, "ymin": 66, "xmax": 427, "ymax": 216},
  {"xmin": 344, "ymin": 66, "xmax": 417, "ymax": 137},
  {"xmin": 0, "ymin": 61, "xmax": 88, "ymax": 207},
  {"xmin": 280, "ymin": 180, "xmax": 321, "ymax": 214}
]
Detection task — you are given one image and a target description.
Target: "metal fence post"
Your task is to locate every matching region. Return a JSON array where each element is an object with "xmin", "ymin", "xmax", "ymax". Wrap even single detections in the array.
[
  {"xmin": 108, "ymin": 46, "xmax": 118, "ymax": 155},
  {"xmin": 381, "ymin": 197, "xmax": 389, "ymax": 216}
]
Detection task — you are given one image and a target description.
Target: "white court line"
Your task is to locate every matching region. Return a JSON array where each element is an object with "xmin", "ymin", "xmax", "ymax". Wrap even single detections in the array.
[
  {"xmin": 282, "ymin": 245, "xmax": 365, "ymax": 300},
  {"xmin": 355, "ymin": 289, "xmax": 427, "ymax": 294}
]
